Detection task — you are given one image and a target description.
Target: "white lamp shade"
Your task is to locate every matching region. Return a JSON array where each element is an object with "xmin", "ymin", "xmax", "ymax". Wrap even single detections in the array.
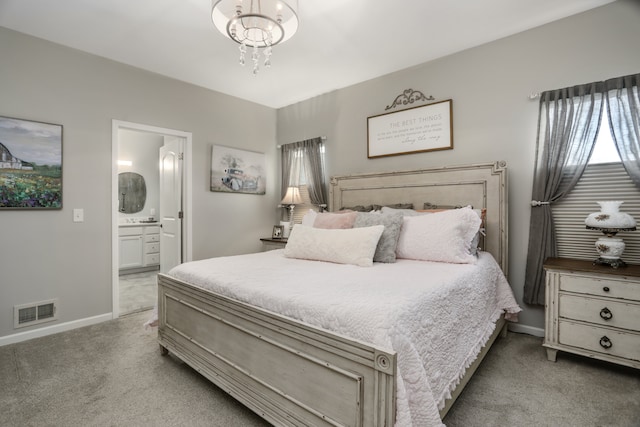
[
  {"xmin": 280, "ymin": 186, "xmax": 303, "ymax": 205},
  {"xmin": 585, "ymin": 201, "xmax": 636, "ymax": 232}
]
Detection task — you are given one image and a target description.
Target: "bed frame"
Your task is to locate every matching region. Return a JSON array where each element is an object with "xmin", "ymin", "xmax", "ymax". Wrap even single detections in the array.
[{"xmin": 158, "ymin": 161, "xmax": 508, "ymax": 426}]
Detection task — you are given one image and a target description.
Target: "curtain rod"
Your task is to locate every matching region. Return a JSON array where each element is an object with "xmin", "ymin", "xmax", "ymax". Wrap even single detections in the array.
[{"xmin": 277, "ymin": 136, "xmax": 326, "ymax": 149}]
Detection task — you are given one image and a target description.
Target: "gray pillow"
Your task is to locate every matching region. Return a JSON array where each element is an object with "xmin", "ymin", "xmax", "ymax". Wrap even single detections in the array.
[
  {"xmin": 353, "ymin": 212, "xmax": 403, "ymax": 263},
  {"xmin": 342, "ymin": 205, "xmax": 373, "ymax": 212},
  {"xmin": 372, "ymin": 203, "xmax": 413, "ymax": 211},
  {"xmin": 380, "ymin": 206, "xmax": 426, "ymax": 216}
]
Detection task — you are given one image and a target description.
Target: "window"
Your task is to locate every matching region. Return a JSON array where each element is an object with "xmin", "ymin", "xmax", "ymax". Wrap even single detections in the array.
[
  {"xmin": 289, "ymin": 144, "xmax": 326, "ymax": 185},
  {"xmin": 588, "ymin": 115, "xmax": 621, "ymax": 164},
  {"xmin": 552, "ymin": 114, "xmax": 640, "ymax": 262},
  {"xmin": 281, "ymin": 139, "xmax": 327, "ymax": 224}
]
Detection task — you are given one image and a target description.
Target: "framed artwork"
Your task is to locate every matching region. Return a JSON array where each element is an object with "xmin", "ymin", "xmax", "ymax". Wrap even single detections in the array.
[
  {"xmin": 0, "ymin": 116, "xmax": 63, "ymax": 209},
  {"xmin": 210, "ymin": 145, "xmax": 266, "ymax": 195},
  {"xmin": 272, "ymin": 225, "xmax": 284, "ymax": 239},
  {"xmin": 367, "ymin": 99, "xmax": 453, "ymax": 158}
]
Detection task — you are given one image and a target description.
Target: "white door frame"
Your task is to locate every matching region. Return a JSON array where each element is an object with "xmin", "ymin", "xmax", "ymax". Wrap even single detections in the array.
[{"xmin": 111, "ymin": 120, "xmax": 193, "ymax": 319}]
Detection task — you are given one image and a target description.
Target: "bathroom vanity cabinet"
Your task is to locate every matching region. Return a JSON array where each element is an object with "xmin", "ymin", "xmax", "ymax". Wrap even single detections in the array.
[{"xmin": 119, "ymin": 224, "xmax": 160, "ymax": 273}]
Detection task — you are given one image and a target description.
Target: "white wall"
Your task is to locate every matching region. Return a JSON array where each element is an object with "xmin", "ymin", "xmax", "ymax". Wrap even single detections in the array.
[
  {"xmin": 276, "ymin": 0, "xmax": 640, "ymax": 332},
  {"xmin": 0, "ymin": 27, "xmax": 278, "ymax": 340}
]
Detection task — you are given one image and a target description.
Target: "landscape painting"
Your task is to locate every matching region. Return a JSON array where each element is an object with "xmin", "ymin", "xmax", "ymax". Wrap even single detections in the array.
[
  {"xmin": 0, "ymin": 116, "xmax": 63, "ymax": 209},
  {"xmin": 210, "ymin": 145, "xmax": 266, "ymax": 195}
]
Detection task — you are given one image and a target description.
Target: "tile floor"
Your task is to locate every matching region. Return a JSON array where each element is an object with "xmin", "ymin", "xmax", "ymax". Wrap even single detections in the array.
[{"xmin": 119, "ymin": 270, "xmax": 158, "ymax": 315}]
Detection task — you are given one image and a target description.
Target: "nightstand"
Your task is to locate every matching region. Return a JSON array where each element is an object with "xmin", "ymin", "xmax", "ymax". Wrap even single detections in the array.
[
  {"xmin": 543, "ymin": 257, "xmax": 640, "ymax": 369},
  {"xmin": 260, "ymin": 237, "xmax": 287, "ymax": 251}
]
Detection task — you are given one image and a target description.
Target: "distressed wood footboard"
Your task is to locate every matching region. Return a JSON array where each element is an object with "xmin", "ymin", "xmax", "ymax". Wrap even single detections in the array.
[{"xmin": 158, "ymin": 273, "xmax": 397, "ymax": 427}]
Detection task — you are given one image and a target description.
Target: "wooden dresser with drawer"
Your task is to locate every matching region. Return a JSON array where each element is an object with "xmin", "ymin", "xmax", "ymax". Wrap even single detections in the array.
[{"xmin": 543, "ymin": 257, "xmax": 640, "ymax": 369}]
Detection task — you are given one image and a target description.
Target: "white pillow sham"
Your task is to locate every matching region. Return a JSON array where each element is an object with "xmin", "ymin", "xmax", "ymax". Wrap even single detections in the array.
[
  {"xmin": 395, "ymin": 207, "xmax": 481, "ymax": 264},
  {"xmin": 284, "ymin": 224, "xmax": 384, "ymax": 267},
  {"xmin": 301, "ymin": 209, "xmax": 318, "ymax": 226},
  {"xmin": 384, "ymin": 205, "xmax": 485, "ymax": 255}
]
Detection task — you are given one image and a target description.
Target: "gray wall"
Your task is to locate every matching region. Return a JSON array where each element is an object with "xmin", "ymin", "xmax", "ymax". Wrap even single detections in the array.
[
  {"xmin": 0, "ymin": 27, "xmax": 278, "ymax": 339},
  {"xmin": 276, "ymin": 0, "xmax": 640, "ymax": 332},
  {"xmin": 1, "ymin": 0, "xmax": 638, "ymax": 340}
]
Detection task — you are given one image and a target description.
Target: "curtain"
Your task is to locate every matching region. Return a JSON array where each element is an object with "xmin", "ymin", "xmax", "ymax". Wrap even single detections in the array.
[
  {"xmin": 301, "ymin": 137, "xmax": 327, "ymax": 205},
  {"xmin": 605, "ymin": 74, "xmax": 640, "ymax": 188},
  {"xmin": 280, "ymin": 143, "xmax": 295, "ymax": 199},
  {"xmin": 280, "ymin": 137, "xmax": 327, "ymax": 205},
  {"xmin": 523, "ymin": 83, "xmax": 604, "ymax": 305}
]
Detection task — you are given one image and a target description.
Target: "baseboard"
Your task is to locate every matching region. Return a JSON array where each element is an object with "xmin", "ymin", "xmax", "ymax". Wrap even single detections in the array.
[
  {"xmin": 0, "ymin": 313, "xmax": 545, "ymax": 346},
  {"xmin": 0, "ymin": 312, "xmax": 113, "ymax": 347},
  {"xmin": 508, "ymin": 323, "xmax": 545, "ymax": 337}
]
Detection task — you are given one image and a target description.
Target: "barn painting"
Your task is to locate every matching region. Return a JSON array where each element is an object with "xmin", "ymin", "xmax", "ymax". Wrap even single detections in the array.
[
  {"xmin": 210, "ymin": 145, "xmax": 266, "ymax": 195},
  {"xmin": 0, "ymin": 116, "xmax": 63, "ymax": 209}
]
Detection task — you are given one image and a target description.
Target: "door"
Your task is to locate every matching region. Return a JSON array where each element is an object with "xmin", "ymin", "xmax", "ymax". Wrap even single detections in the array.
[{"xmin": 159, "ymin": 136, "xmax": 183, "ymax": 273}]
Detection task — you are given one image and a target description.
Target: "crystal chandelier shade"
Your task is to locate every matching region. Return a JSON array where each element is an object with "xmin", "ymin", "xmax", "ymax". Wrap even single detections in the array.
[{"xmin": 211, "ymin": 0, "xmax": 299, "ymax": 74}]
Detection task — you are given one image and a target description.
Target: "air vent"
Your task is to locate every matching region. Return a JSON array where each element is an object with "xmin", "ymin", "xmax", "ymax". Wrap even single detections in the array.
[{"xmin": 14, "ymin": 299, "xmax": 58, "ymax": 329}]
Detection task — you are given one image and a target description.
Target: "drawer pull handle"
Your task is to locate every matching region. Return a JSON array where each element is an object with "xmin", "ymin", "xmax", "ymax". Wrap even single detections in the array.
[
  {"xmin": 599, "ymin": 307, "xmax": 613, "ymax": 320},
  {"xmin": 603, "ymin": 286, "xmax": 610, "ymax": 292},
  {"xmin": 599, "ymin": 336, "xmax": 612, "ymax": 349}
]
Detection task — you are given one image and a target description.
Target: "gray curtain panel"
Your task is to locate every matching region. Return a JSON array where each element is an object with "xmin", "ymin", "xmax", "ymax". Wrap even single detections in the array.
[
  {"xmin": 606, "ymin": 74, "xmax": 640, "ymax": 189},
  {"xmin": 523, "ymin": 83, "xmax": 604, "ymax": 305},
  {"xmin": 280, "ymin": 137, "xmax": 327, "ymax": 206},
  {"xmin": 280, "ymin": 143, "xmax": 294, "ymax": 198},
  {"xmin": 300, "ymin": 137, "xmax": 327, "ymax": 206}
]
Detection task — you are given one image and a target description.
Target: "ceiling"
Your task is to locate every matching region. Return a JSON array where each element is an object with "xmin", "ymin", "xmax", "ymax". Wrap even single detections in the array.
[{"xmin": 0, "ymin": 0, "xmax": 615, "ymax": 109}]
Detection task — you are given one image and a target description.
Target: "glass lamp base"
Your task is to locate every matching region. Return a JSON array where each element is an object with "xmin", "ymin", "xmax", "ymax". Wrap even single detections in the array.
[{"xmin": 593, "ymin": 257, "xmax": 627, "ymax": 269}]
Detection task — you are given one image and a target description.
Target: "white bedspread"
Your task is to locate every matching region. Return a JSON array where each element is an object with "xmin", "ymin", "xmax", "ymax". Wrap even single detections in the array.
[{"xmin": 167, "ymin": 250, "xmax": 521, "ymax": 427}]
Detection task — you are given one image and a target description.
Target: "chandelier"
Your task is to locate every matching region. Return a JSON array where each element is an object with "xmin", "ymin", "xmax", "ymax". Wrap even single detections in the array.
[{"xmin": 211, "ymin": 0, "xmax": 299, "ymax": 75}]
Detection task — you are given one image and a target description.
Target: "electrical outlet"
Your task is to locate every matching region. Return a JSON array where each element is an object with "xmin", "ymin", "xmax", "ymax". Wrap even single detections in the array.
[{"xmin": 73, "ymin": 208, "xmax": 84, "ymax": 222}]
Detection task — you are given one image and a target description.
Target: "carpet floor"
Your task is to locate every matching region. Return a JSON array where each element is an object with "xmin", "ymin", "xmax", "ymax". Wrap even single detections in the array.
[{"xmin": 1, "ymin": 310, "xmax": 638, "ymax": 426}]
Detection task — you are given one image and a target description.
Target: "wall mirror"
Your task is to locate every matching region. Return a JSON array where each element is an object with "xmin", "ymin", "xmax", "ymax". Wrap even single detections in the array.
[{"xmin": 118, "ymin": 172, "xmax": 146, "ymax": 213}]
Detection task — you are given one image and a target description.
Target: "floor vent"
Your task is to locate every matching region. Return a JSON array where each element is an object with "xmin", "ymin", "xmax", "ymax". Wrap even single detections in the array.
[{"xmin": 14, "ymin": 299, "xmax": 58, "ymax": 329}]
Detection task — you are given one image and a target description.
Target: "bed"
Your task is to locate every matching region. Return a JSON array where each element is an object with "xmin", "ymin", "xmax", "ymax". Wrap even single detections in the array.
[{"xmin": 156, "ymin": 161, "xmax": 520, "ymax": 427}]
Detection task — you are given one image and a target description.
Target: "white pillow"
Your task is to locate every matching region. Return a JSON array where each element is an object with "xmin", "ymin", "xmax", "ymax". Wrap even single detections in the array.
[
  {"xmin": 284, "ymin": 225, "xmax": 384, "ymax": 267},
  {"xmin": 301, "ymin": 209, "xmax": 318, "ymax": 226},
  {"xmin": 395, "ymin": 208, "xmax": 481, "ymax": 264}
]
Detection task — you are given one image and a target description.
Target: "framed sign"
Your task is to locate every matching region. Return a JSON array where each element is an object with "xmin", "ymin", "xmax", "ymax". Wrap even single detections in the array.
[
  {"xmin": 367, "ymin": 99, "xmax": 453, "ymax": 158},
  {"xmin": 0, "ymin": 116, "xmax": 63, "ymax": 209}
]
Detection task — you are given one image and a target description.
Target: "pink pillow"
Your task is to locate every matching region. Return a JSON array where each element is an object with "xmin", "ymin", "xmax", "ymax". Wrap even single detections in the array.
[{"xmin": 313, "ymin": 211, "xmax": 357, "ymax": 229}]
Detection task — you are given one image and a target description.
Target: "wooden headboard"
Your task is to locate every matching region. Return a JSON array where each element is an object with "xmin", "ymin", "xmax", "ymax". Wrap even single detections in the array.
[{"xmin": 329, "ymin": 161, "xmax": 508, "ymax": 275}]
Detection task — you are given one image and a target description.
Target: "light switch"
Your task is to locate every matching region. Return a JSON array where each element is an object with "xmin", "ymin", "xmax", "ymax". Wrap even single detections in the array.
[{"xmin": 73, "ymin": 208, "xmax": 84, "ymax": 223}]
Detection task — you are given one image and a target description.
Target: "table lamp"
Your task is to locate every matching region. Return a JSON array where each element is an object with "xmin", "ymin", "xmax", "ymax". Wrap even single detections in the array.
[
  {"xmin": 280, "ymin": 186, "xmax": 303, "ymax": 236},
  {"xmin": 585, "ymin": 201, "xmax": 636, "ymax": 268}
]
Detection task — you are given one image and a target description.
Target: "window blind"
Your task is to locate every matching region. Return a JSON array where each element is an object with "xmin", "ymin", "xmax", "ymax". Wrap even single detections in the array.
[
  {"xmin": 291, "ymin": 185, "xmax": 320, "ymax": 224},
  {"xmin": 552, "ymin": 163, "xmax": 640, "ymax": 264}
]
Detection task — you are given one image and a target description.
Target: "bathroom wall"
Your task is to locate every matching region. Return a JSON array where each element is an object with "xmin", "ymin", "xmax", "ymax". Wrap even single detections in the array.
[{"xmin": 117, "ymin": 129, "xmax": 163, "ymax": 222}]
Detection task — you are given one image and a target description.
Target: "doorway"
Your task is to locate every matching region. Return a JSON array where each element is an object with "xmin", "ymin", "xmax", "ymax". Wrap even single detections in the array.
[{"xmin": 111, "ymin": 120, "xmax": 193, "ymax": 319}]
